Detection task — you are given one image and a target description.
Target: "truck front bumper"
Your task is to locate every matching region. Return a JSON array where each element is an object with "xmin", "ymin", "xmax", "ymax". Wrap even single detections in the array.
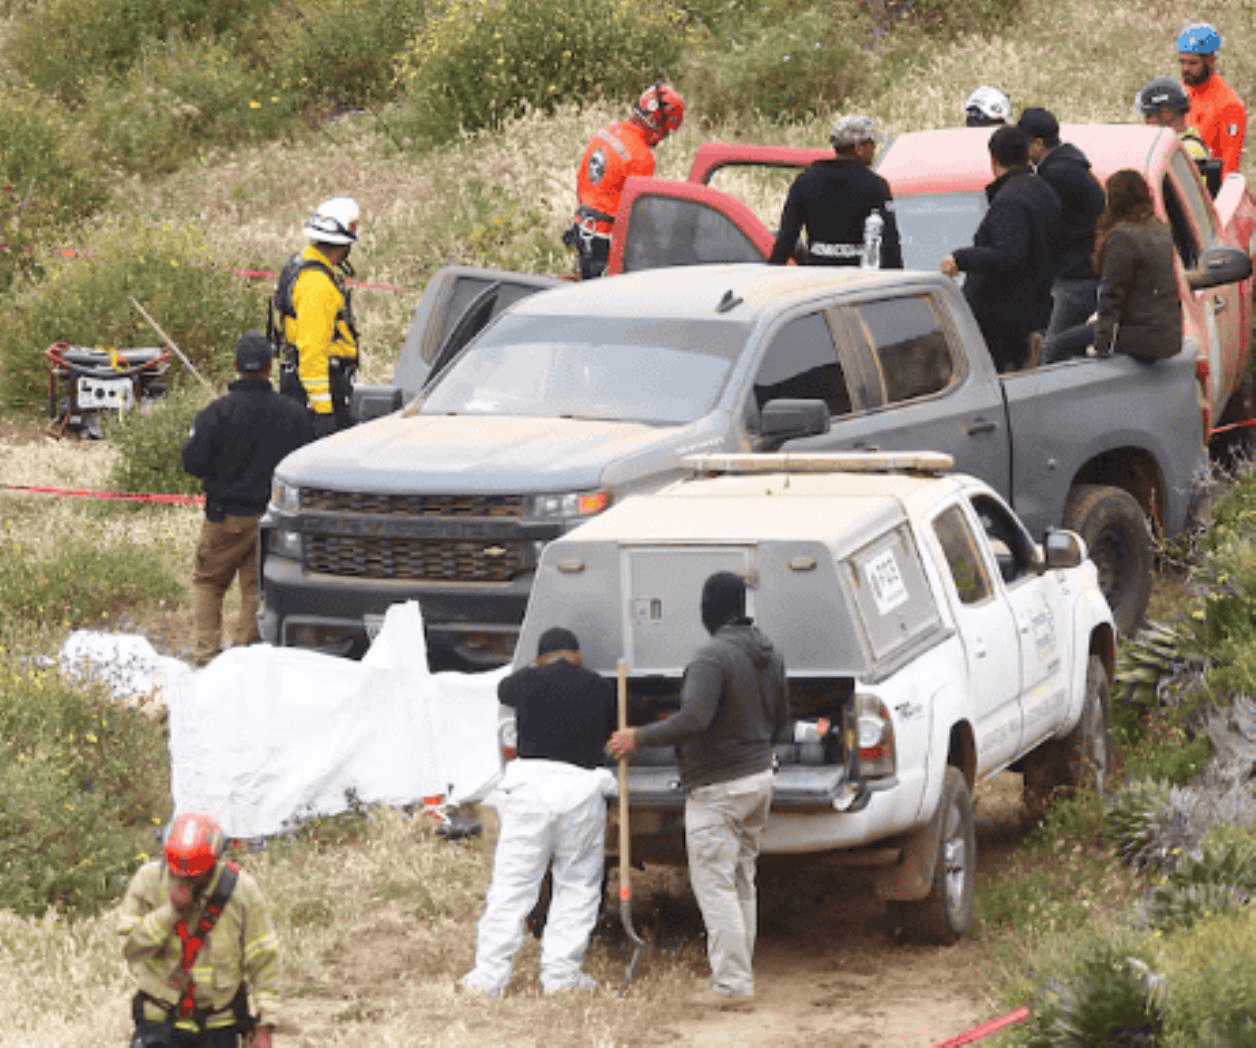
[{"xmin": 259, "ymin": 554, "xmax": 533, "ymax": 668}]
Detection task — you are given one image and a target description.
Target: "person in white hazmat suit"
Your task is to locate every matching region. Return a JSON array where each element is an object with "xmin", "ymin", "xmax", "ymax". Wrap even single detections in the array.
[{"xmin": 460, "ymin": 627, "xmax": 617, "ymax": 997}]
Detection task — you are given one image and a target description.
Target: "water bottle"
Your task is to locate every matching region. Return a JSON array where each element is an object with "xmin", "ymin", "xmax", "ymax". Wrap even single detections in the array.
[{"xmin": 861, "ymin": 209, "xmax": 883, "ymax": 270}]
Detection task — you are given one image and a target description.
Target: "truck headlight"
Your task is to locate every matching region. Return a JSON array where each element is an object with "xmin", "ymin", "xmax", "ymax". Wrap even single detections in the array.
[
  {"xmin": 526, "ymin": 489, "xmax": 611, "ymax": 520},
  {"xmin": 270, "ymin": 527, "xmax": 302, "ymax": 560},
  {"xmin": 272, "ymin": 477, "xmax": 301, "ymax": 513}
]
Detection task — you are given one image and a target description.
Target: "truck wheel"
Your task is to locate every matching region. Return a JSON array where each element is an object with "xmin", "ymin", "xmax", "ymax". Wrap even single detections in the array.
[
  {"xmin": 1022, "ymin": 654, "xmax": 1114, "ymax": 819},
  {"xmin": 1064, "ymin": 483, "xmax": 1153, "ymax": 634},
  {"xmin": 887, "ymin": 766, "xmax": 975, "ymax": 944}
]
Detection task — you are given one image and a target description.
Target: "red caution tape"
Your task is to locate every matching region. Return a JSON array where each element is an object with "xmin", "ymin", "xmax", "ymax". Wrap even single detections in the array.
[
  {"xmin": 930, "ymin": 1007, "xmax": 1030, "ymax": 1047},
  {"xmin": 0, "ymin": 482, "xmax": 203, "ymax": 506},
  {"xmin": 55, "ymin": 251, "xmax": 408, "ymax": 294}
]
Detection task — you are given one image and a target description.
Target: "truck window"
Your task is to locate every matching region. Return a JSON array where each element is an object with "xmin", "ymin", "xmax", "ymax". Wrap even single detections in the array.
[
  {"xmin": 932, "ymin": 505, "xmax": 993, "ymax": 605},
  {"xmin": 1170, "ymin": 151, "xmax": 1217, "ymax": 246},
  {"xmin": 851, "ymin": 296, "xmax": 955, "ymax": 404},
  {"xmin": 845, "ymin": 524, "xmax": 942, "ymax": 662},
  {"xmin": 969, "ymin": 493, "xmax": 1036, "ymax": 585},
  {"xmin": 622, "ymin": 195, "xmax": 764, "ymax": 271},
  {"xmin": 753, "ymin": 312, "xmax": 852, "ymax": 417},
  {"xmin": 1162, "ymin": 176, "xmax": 1200, "ymax": 268}
]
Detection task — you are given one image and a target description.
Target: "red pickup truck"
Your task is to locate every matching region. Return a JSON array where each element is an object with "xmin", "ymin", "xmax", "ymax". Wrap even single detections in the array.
[{"xmin": 604, "ymin": 125, "xmax": 1256, "ymax": 437}]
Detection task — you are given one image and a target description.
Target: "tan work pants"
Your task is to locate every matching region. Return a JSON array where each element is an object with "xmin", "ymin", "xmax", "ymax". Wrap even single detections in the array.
[
  {"xmin": 684, "ymin": 768, "xmax": 774, "ymax": 998},
  {"xmin": 192, "ymin": 514, "xmax": 261, "ymax": 664}
]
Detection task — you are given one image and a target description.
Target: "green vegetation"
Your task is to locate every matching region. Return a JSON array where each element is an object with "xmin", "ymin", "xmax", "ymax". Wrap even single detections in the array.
[
  {"xmin": 108, "ymin": 385, "xmax": 209, "ymax": 498},
  {"xmin": 0, "ymin": 656, "xmax": 170, "ymax": 917}
]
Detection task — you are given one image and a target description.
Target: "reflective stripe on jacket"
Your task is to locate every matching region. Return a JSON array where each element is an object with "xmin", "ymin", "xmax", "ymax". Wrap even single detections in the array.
[{"xmin": 118, "ymin": 860, "xmax": 280, "ymax": 1030}]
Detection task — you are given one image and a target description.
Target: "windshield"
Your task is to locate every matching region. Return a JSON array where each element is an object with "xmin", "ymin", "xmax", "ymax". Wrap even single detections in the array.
[
  {"xmin": 894, "ymin": 191, "xmax": 986, "ymax": 271},
  {"xmin": 421, "ymin": 313, "xmax": 753, "ymax": 423}
]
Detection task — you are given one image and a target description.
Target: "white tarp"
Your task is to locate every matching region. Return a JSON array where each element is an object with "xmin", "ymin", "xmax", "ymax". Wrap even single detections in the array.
[
  {"xmin": 62, "ymin": 602, "xmax": 506, "ymax": 839},
  {"xmin": 59, "ymin": 629, "xmax": 192, "ymax": 701}
]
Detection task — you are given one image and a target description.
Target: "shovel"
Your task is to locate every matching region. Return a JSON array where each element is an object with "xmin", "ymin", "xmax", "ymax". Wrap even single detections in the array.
[{"xmin": 617, "ymin": 658, "xmax": 648, "ymax": 991}]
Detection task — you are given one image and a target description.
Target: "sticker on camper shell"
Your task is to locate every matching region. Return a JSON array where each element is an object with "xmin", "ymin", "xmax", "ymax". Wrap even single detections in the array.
[{"xmin": 865, "ymin": 548, "xmax": 908, "ymax": 615}]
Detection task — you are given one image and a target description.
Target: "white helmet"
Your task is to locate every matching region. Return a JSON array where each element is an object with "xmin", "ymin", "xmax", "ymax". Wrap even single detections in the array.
[
  {"xmin": 964, "ymin": 86, "xmax": 1012, "ymax": 127},
  {"xmin": 305, "ymin": 196, "xmax": 360, "ymax": 245}
]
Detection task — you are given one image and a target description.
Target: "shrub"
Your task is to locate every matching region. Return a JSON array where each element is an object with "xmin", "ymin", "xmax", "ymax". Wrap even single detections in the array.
[
  {"xmin": 1021, "ymin": 938, "xmax": 1162, "ymax": 1047},
  {"xmin": 0, "ymin": 92, "xmax": 109, "ymax": 292},
  {"xmin": 77, "ymin": 38, "xmax": 298, "ymax": 177},
  {"xmin": 0, "ymin": 518, "xmax": 184, "ymax": 630},
  {"xmin": 4, "ymin": 0, "xmax": 277, "ymax": 102},
  {"xmin": 684, "ymin": 6, "xmax": 872, "ymax": 124},
  {"xmin": 1148, "ymin": 829, "xmax": 1256, "ymax": 933},
  {"xmin": 1, "ymin": 219, "xmax": 266, "ymax": 412},
  {"xmin": 268, "ymin": 0, "xmax": 429, "ymax": 113},
  {"xmin": 0, "ymin": 656, "xmax": 170, "ymax": 917},
  {"xmin": 867, "ymin": 0, "xmax": 1021, "ymax": 39},
  {"xmin": 1157, "ymin": 908, "xmax": 1256, "ymax": 1046},
  {"xmin": 393, "ymin": 0, "xmax": 686, "ymax": 145},
  {"xmin": 108, "ymin": 385, "xmax": 211, "ymax": 498}
]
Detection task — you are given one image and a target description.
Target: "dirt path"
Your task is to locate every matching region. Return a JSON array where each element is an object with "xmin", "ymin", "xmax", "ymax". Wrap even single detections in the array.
[{"xmin": 626, "ymin": 775, "xmax": 1028, "ymax": 1048}]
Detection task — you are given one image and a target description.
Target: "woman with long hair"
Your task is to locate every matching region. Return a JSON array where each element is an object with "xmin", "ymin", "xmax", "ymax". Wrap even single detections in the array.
[{"xmin": 1040, "ymin": 168, "xmax": 1182, "ymax": 363}]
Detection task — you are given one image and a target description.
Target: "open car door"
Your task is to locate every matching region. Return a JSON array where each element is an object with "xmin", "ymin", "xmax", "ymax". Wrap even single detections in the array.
[{"xmin": 606, "ymin": 176, "xmax": 777, "ymax": 275}]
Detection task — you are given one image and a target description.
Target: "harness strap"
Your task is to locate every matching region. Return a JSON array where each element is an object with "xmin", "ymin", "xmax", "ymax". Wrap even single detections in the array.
[
  {"xmin": 170, "ymin": 862, "xmax": 240, "ymax": 1022},
  {"xmin": 578, "ymin": 204, "xmax": 617, "ymax": 225}
]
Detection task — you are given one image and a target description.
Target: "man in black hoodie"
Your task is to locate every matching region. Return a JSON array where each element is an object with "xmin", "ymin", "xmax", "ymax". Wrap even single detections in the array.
[
  {"xmin": 941, "ymin": 126, "xmax": 1063, "ymax": 372},
  {"xmin": 609, "ymin": 572, "xmax": 789, "ymax": 1006},
  {"xmin": 181, "ymin": 332, "xmax": 314, "ymax": 665},
  {"xmin": 1018, "ymin": 107, "xmax": 1106, "ymax": 339}
]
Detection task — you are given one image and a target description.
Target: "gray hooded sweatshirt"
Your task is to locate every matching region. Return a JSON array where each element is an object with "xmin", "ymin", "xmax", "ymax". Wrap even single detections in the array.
[{"xmin": 633, "ymin": 619, "xmax": 790, "ymax": 788}]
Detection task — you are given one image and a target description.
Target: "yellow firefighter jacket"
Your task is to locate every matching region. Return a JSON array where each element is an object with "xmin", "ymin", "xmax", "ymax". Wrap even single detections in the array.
[
  {"xmin": 282, "ymin": 243, "xmax": 358, "ymax": 415},
  {"xmin": 117, "ymin": 859, "xmax": 279, "ymax": 1031}
]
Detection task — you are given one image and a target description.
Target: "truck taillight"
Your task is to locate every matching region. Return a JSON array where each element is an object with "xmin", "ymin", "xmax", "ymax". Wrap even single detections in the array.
[{"xmin": 854, "ymin": 694, "xmax": 895, "ymax": 779}]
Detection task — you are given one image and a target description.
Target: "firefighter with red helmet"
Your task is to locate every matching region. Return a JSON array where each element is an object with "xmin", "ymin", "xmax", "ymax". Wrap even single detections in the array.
[
  {"xmin": 565, "ymin": 82, "xmax": 685, "ymax": 279},
  {"xmin": 119, "ymin": 812, "xmax": 279, "ymax": 1047}
]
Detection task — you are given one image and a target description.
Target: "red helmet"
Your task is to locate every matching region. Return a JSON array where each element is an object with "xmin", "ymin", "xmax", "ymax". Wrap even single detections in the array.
[
  {"xmin": 635, "ymin": 83, "xmax": 685, "ymax": 142},
  {"xmin": 165, "ymin": 812, "xmax": 224, "ymax": 878}
]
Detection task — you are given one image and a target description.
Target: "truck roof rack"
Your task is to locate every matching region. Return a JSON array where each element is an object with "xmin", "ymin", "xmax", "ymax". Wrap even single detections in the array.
[{"xmin": 683, "ymin": 451, "xmax": 955, "ymax": 476}]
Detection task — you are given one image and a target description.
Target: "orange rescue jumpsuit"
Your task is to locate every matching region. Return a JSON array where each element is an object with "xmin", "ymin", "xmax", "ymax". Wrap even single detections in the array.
[
  {"xmin": 571, "ymin": 119, "xmax": 656, "ymax": 277},
  {"xmin": 1186, "ymin": 74, "xmax": 1247, "ymax": 175}
]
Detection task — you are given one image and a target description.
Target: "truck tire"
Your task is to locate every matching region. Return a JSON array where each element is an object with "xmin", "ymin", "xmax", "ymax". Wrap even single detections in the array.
[
  {"xmin": 1022, "ymin": 654, "xmax": 1114, "ymax": 819},
  {"xmin": 1064, "ymin": 483, "xmax": 1153, "ymax": 634},
  {"xmin": 887, "ymin": 766, "xmax": 975, "ymax": 944}
]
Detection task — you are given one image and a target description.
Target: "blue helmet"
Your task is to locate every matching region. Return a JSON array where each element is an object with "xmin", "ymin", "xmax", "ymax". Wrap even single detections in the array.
[{"xmin": 1178, "ymin": 21, "xmax": 1221, "ymax": 54}]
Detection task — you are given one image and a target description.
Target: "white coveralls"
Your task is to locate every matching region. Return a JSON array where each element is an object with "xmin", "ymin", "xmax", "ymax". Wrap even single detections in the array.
[{"xmin": 462, "ymin": 758, "xmax": 614, "ymax": 995}]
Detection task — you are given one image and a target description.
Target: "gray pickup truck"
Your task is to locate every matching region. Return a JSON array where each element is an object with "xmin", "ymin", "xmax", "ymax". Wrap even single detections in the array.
[{"xmin": 257, "ymin": 258, "xmax": 1244, "ymax": 666}]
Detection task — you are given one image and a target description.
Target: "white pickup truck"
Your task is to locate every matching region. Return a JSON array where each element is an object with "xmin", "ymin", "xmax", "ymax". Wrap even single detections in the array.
[{"xmin": 512, "ymin": 452, "xmax": 1116, "ymax": 941}]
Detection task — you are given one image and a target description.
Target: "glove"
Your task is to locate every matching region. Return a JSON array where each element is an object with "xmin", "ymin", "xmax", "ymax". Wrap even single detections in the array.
[{"xmin": 561, "ymin": 223, "xmax": 581, "ymax": 249}]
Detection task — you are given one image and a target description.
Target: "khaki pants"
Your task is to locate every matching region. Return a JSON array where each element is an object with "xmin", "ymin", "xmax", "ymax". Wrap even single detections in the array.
[
  {"xmin": 192, "ymin": 515, "xmax": 261, "ymax": 663},
  {"xmin": 684, "ymin": 768, "xmax": 773, "ymax": 997}
]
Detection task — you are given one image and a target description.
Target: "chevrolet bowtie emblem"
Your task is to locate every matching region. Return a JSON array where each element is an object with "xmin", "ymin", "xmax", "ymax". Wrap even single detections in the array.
[{"xmin": 483, "ymin": 545, "xmax": 508, "ymax": 558}]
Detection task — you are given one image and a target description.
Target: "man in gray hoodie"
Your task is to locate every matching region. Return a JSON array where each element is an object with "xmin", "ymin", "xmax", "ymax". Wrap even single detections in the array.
[{"xmin": 608, "ymin": 571, "xmax": 789, "ymax": 1006}]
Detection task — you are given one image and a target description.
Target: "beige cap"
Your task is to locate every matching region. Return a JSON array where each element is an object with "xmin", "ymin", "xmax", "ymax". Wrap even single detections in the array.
[{"xmin": 830, "ymin": 114, "xmax": 883, "ymax": 149}]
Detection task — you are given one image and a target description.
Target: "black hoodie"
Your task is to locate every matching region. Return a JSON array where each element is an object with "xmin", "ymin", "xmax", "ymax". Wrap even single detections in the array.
[
  {"xmin": 633, "ymin": 620, "xmax": 790, "ymax": 788},
  {"xmin": 1035, "ymin": 142, "xmax": 1106, "ymax": 280}
]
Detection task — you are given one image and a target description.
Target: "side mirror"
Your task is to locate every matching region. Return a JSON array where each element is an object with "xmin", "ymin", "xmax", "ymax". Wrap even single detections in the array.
[
  {"xmin": 1186, "ymin": 245, "xmax": 1253, "ymax": 290},
  {"xmin": 757, "ymin": 398, "xmax": 830, "ymax": 452},
  {"xmin": 352, "ymin": 384, "xmax": 404, "ymax": 423},
  {"xmin": 1043, "ymin": 528, "xmax": 1086, "ymax": 570}
]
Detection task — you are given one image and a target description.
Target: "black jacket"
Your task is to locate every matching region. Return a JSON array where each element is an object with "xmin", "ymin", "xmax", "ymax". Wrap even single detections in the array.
[
  {"xmin": 498, "ymin": 659, "xmax": 616, "ymax": 770},
  {"xmin": 953, "ymin": 166, "xmax": 1062, "ymax": 330},
  {"xmin": 181, "ymin": 378, "xmax": 315, "ymax": 518},
  {"xmin": 632, "ymin": 619, "xmax": 790, "ymax": 788},
  {"xmin": 1094, "ymin": 220, "xmax": 1182, "ymax": 360},
  {"xmin": 1036, "ymin": 143, "xmax": 1106, "ymax": 280},
  {"xmin": 767, "ymin": 157, "xmax": 904, "ymax": 268}
]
